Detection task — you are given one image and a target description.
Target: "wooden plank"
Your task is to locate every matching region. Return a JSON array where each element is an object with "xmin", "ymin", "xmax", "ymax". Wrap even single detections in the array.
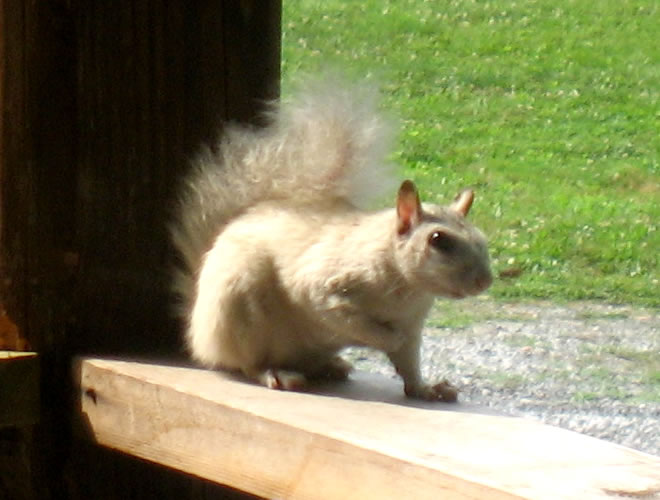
[
  {"xmin": 0, "ymin": 352, "xmax": 39, "ymax": 427},
  {"xmin": 73, "ymin": 357, "xmax": 660, "ymax": 500}
]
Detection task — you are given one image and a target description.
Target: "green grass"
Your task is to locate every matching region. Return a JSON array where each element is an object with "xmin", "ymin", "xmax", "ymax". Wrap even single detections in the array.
[
  {"xmin": 282, "ymin": 0, "xmax": 660, "ymax": 306},
  {"xmin": 573, "ymin": 343, "xmax": 660, "ymax": 402},
  {"xmin": 427, "ymin": 299, "xmax": 536, "ymax": 328}
]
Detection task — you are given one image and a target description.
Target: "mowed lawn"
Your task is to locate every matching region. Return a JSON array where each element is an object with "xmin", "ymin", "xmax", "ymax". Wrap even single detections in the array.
[{"xmin": 282, "ymin": 0, "xmax": 659, "ymax": 306}]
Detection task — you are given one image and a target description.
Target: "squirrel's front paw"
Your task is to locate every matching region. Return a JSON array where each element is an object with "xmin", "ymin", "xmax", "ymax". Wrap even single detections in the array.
[{"xmin": 404, "ymin": 379, "xmax": 458, "ymax": 402}]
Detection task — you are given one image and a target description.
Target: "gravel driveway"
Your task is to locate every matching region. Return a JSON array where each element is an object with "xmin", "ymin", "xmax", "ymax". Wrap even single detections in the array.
[{"xmin": 344, "ymin": 299, "xmax": 660, "ymax": 457}]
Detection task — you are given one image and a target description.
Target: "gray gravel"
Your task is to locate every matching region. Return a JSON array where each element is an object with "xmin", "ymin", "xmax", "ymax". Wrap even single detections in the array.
[{"xmin": 343, "ymin": 299, "xmax": 660, "ymax": 457}]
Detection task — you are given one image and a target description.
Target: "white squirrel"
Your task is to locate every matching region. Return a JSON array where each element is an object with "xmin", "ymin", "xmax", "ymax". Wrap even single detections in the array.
[{"xmin": 172, "ymin": 78, "xmax": 492, "ymax": 401}]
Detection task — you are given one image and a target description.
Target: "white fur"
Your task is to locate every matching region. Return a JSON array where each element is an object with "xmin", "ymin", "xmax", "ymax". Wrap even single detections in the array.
[{"xmin": 172, "ymin": 78, "xmax": 492, "ymax": 400}]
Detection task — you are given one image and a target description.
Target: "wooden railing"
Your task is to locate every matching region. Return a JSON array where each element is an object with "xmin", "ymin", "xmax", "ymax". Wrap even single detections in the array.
[{"xmin": 73, "ymin": 357, "xmax": 660, "ymax": 500}]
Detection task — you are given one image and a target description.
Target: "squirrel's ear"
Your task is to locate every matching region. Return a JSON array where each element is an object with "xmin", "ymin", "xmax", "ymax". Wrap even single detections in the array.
[
  {"xmin": 397, "ymin": 180, "xmax": 422, "ymax": 235},
  {"xmin": 450, "ymin": 189, "xmax": 474, "ymax": 217}
]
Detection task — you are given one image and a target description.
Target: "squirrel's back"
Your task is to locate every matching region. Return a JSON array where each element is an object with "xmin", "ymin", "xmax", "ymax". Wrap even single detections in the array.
[{"xmin": 171, "ymin": 77, "xmax": 397, "ymax": 312}]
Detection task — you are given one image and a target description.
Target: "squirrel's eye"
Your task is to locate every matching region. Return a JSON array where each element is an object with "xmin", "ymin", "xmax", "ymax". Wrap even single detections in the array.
[{"xmin": 429, "ymin": 231, "xmax": 456, "ymax": 253}]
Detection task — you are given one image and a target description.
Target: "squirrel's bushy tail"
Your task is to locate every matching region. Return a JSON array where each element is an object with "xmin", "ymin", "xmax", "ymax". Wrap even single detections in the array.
[{"xmin": 171, "ymin": 77, "xmax": 397, "ymax": 310}]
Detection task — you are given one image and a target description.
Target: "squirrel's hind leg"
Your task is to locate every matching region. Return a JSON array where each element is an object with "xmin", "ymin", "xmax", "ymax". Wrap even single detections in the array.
[
  {"xmin": 252, "ymin": 369, "xmax": 308, "ymax": 391},
  {"xmin": 247, "ymin": 356, "xmax": 352, "ymax": 391}
]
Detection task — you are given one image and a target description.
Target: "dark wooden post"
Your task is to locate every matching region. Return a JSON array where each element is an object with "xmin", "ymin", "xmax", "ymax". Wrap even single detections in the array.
[
  {"xmin": 73, "ymin": 0, "xmax": 281, "ymax": 356},
  {"xmin": 1, "ymin": 1, "xmax": 281, "ymax": 498}
]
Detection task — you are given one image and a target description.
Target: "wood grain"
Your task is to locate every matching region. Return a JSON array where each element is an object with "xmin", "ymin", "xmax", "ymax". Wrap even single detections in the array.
[{"xmin": 74, "ymin": 357, "xmax": 660, "ymax": 500}]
